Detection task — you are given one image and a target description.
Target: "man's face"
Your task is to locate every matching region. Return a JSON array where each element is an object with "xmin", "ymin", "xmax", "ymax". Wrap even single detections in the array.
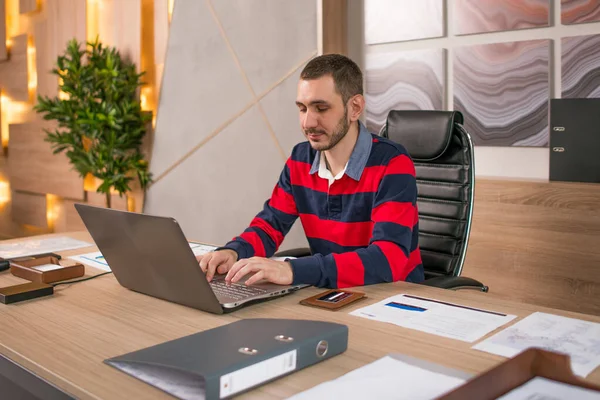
[{"xmin": 296, "ymin": 76, "xmax": 350, "ymax": 151}]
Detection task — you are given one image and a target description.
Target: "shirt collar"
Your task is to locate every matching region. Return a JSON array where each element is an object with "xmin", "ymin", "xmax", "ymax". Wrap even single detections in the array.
[{"xmin": 309, "ymin": 121, "xmax": 372, "ymax": 181}]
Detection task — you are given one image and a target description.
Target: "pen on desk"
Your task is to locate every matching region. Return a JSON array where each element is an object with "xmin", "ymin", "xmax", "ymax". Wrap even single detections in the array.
[
  {"xmin": 403, "ymin": 294, "xmax": 507, "ymax": 317},
  {"xmin": 327, "ymin": 292, "xmax": 345, "ymax": 301}
]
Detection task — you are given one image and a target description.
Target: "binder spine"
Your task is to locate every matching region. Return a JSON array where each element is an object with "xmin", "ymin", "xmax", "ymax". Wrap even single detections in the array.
[{"xmin": 212, "ymin": 325, "xmax": 349, "ymax": 399}]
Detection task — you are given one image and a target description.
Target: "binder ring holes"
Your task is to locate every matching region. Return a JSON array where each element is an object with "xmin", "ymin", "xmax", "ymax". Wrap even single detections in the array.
[
  {"xmin": 316, "ymin": 340, "xmax": 328, "ymax": 357},
  {"xmin": 275, "ymin": 335, "xmax": 294, "ymax": 342},
  {"xmin": 238, "ymin": 347, "xmax": 258, "ymax": 355}
]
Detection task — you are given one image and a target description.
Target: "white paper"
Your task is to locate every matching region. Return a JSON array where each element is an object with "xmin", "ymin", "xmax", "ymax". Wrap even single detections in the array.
[
  {"xmin": 497, "ymin": 377, "xmax": 600, "ymax": 400},
  {"xmin": 0, "ymin": 237, "xmax": 92, "ymax": 259},
  {"xmin": 31, "ymin": 263, "xmax": 64, "ymax": 272},
  {"xmin": 188, "ymin": 242, "xmax": 217, "ymax": 256},
  {"xmin": 287, "ymin": 355, "xmax": 466, "ymax": 400},
  {"xmin": 69, "ymin": 251, "xmax": 111, "ymax": 272},
  {"xmin": 473, "ymin": 312, "xmax": 600, "ymax": 377},
  {"xmin": 350, "ymin": 294, "xmax": 516, "ymax": 343}
]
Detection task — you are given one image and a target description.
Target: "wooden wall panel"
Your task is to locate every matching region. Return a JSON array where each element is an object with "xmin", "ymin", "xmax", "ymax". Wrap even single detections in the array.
[
  {"xmin": 19, "ymin": 0, "xmax": 38, "ymax": 14},
  {"xmin": 0, "ymin": 0, "xmax": 7, "ymax": 61},
  {"xmin": 7, "ymin": 120, "xmax": 84, "ymax": 199},
  {"xmin": 322, "ymin": 0, "xmax": 347, "ymax": 55},
  {"xmin": 54, "ymin": 199, "xmax": 86, "ymax": 233},
  {"xmin": 35, "ymin": 0, "xmax": 86, "ymax": 98},
  {"xmin": 99, "ymin": 0, "xmax": 141, "ymax": 66},
  {"xmin": 462, "ymin": 179, "xmax": 600, "ymax": 316},
  {"xmin": 0, "ymin": 34, "xmax": 29, "ymax": 101},
  {"xmin": 11, "ymin": 190, "xmax": 47, "ymax": 227}
]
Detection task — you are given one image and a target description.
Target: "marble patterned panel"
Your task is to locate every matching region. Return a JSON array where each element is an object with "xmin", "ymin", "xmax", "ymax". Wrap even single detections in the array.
[
  {"xmin": 365, "ymin": 0, "xmax": 444, "ymax": 45},
  {"xmin": 455, "ymin": 0, "xmax": 549, "ymax": 35},
  {"xmin": 562, "ymin": 34, "xmax": 600, "ymax": 98},
  {"xmin": 454, "ymin": 40, "xmax": 550, "ymax": 147},
  {"xmin": 562, "ymin": 0, "xmax": 600, "ymax": 24},
  {"xmin": 365, "ymin": 49, "xmax": 444, "ymax": 135}
]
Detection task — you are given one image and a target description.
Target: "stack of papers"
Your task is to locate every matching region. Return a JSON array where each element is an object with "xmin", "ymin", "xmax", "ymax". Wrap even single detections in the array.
[
  {"xmin": 288, "ymin": 354, "xmax": 468, "ymax": 400},
  {"xmin": 0, "ymin": 236, "xmax": 92, "ymax": 259},
  {"xmin": 350, "ymin": 294, "xmax": 516, "ymax": 342},
  {"xmin": 473, "ymin": 312, "xmax": 600, "ymax": 377}
]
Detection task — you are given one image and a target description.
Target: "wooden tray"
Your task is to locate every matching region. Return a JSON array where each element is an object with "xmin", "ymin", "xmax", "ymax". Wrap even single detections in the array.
[
  {"xmin": 10, "ymin": 255, "xmax": 84, "ymax": 284},
  {"xmin": 438, "ymin": 348, "xmax": 600, "ymax": 399}
]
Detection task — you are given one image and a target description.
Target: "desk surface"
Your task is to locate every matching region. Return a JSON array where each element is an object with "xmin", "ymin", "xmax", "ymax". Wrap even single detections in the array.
[{"xmin": 1, "ymin": 232, "xmax": 600, "ymax": 399}]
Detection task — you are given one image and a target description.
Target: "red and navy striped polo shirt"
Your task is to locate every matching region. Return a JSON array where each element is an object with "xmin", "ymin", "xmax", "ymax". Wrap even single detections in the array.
[{"xmin": 223, "ymin": 121, "xmax": 424, "ymax": 288}]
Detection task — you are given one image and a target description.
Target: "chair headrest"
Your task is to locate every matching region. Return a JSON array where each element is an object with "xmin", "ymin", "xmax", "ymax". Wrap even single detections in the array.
[{"xmin": 385, "ymin": 110, "xmax": 463, "ymax": 161}]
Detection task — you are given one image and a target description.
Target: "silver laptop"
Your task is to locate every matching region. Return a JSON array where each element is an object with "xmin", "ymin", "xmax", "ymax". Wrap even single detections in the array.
[{"xmin": 74, "ymin": 204, "xmax": 307, "ymax": 314}]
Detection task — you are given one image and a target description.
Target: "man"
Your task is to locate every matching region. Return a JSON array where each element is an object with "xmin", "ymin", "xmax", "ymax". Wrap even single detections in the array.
[{"xmin": 197, "ymin": 54, "xmax": 424, "ymax": 288}]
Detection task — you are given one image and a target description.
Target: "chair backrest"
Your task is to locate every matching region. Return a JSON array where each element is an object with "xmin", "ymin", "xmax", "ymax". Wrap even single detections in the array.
[{"xmin": 380, "ymin": 110, "xmax": 475, "ymax": 279}]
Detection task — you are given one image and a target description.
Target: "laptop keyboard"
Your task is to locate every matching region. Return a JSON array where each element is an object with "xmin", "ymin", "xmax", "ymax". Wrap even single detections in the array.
[{"xmin": 210, "ymin": 280, "xmax": 268, "ymax": 301}]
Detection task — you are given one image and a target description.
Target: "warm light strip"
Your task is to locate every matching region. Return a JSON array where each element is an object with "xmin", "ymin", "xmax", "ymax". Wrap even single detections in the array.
[
  {"xmin": 167, "ymin": 0, "xmax": 174, "ymax": 23},
  {"xmin": 140, "ymin": 0, "xmax": 157, "ymax": 126},
  {"xmin": 86, "ymin": 0, "xmax": 101, "ymax": 43},
  {"xmin": 27, "ymin": 36, "xmax": 37, "ymax": 101},
  {"xmin": 0, "ymin": 181, "xmax": 10, "ymax": 205},
  {"xmin": 46, "ymin": 194, "xmax": 59, "ymax": 230},
  {"xmin": 0, "ymin": 94, "xmax": 29, "ymax": 148}
]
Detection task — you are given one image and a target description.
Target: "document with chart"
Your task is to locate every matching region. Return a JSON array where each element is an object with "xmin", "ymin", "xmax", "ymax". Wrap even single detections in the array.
[
  {"xmin": 350, "ymin": 294, "xmax": 516, "ymax": 342},
  {"xmin": 473, "ymin": 312, "xmax": 600, "ymax": 377}
]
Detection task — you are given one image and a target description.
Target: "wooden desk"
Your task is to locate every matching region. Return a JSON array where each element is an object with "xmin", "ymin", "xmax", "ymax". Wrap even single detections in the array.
[{"xmin": 1, "ymin": 232, "xmax": 600, "ymax": 399}]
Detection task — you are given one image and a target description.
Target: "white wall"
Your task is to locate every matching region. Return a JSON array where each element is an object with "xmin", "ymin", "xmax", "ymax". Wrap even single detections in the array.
[{"xmin": 353, "ymin": 0, "xmax": 600, "ymax": 180}]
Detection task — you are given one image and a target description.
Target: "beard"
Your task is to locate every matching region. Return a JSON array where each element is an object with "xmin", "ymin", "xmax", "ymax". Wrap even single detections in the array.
[{"xmin": 305, "ymin": 107, "xmax": 350, "ymax": 151}]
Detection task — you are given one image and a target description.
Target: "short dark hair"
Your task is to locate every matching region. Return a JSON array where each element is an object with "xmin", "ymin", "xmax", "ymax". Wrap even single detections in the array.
[{"xmin": 300, "ymin": 54, "xmax": 363, "ymax": 104}]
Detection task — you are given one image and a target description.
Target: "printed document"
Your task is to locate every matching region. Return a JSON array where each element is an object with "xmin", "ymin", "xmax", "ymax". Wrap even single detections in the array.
[
  {"xmin": 473, "ymin": 312, "xmax": 600, "ymax": 377},
  {"xmin": 69, "ymin": 251, "xmax": 111, "ymax": 272},
  {"xmin": 0, "ymin": 236, "xmax": 92, "ymax": 259},
  {"xmin": 497, "ymin": 377, "xmax": 600, "ymax": 400},
  {"xmin": 288, "ymin": 354, "xmax": 467, "ymax": 400},
  {"xmin": 350, "ymin": 294, "xmax": 516, "ymax": 342}
]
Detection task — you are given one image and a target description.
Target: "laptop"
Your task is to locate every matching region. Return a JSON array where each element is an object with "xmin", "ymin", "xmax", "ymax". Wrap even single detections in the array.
[{"xmin": 74, "ymin": 204, "xmax": 307, "ymax": 314}]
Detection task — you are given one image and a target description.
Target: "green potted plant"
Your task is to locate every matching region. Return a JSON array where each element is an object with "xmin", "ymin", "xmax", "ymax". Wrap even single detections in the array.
[{"xmin": 34, "ymin": 37, "xmax": 152, "ymax": 208}]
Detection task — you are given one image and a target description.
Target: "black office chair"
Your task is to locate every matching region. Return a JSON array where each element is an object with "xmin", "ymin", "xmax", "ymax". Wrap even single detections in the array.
[
  {"xmin": 380, "ymin": 110, "xmax": 487, "ymax": 292},
  {"xmin": 276, "ymin": 110, "xmax": 488, "ymax": 292}
]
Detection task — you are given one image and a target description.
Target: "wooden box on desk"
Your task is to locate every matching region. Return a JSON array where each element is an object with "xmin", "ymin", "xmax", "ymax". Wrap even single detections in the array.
[
  {"xmin": 438, "ymin": 348, "xmax": 600, "ymax": 399},
  {"xmin": 10, "ymin": 256, "xmax": 84, "ymax": 284}
]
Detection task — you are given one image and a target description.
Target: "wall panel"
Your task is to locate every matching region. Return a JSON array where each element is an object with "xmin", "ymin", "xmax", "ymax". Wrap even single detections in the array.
[
  {"xmin": 11, "ymin": 190, "xmax": 47, "ymax": 227},
  {"xmin": 7, "ymin": 120, "xmax": 84, "ymax": 199},
  {"xmin": 19, "ymin": 0, "xmax": 38, "ymax": 14},
  {"xmin": 0, "ymin": 34, "xmax": 29, "ymax": 101}
]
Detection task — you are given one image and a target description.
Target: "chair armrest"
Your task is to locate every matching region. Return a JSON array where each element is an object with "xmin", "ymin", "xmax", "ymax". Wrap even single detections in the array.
[
  {"xmin": 274, "ymin": 248, "xmax": 311, "ymax": 258},
  {"xmin": 423, "ymin": 276, "xmax": 489, "ymax": 292}
]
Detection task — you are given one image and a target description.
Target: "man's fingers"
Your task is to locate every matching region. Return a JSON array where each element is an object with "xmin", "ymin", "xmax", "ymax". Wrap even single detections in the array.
[
  {"xmin": 217, "ymin": 264, "xmax": 230, "ymax": 274},
  {"xmin": 244, "ymin": 270, "xmax": 265, "ymax": 286},
  {"xmin": 198, "ymin": 253, "xmax": 212, "ymax": 272},
  {"xmin": 231, "ymin": 263, "xmax": 259, "ymax": 283},
  {"xmin": 226, "ymin": 259, "xmax": 249, "ymax": 282}
]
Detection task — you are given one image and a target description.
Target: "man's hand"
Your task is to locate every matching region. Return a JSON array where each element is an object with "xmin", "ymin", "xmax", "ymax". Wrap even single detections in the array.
[
  {"xmin": 225, "ymin": 257, "xmax": 293, "ymax": 286},
  {"xmin": 197, "ymin": 249, "xmax": 237, "ymax": 282}
]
